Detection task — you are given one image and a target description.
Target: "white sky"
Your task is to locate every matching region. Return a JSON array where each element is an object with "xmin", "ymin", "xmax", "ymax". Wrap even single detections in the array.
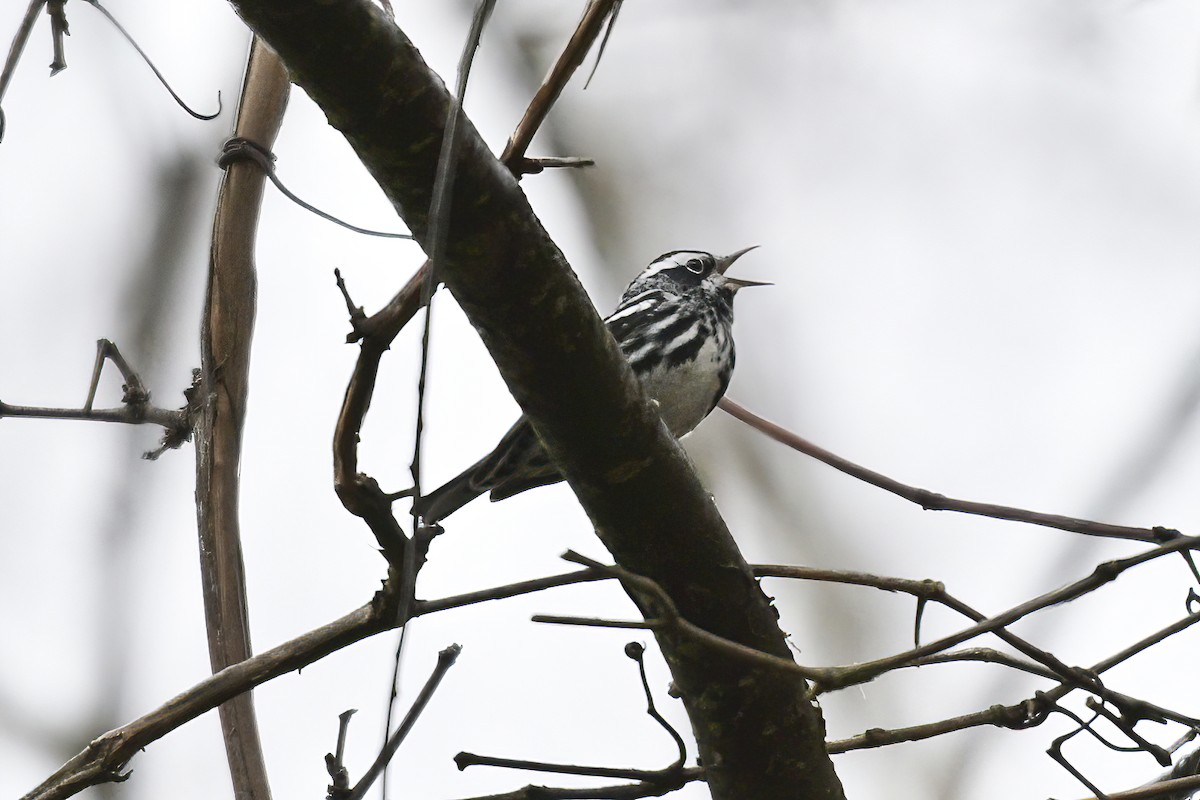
[{"xmin": 2, "ymin": 1, "xmax": 1200, "ymax": 799}]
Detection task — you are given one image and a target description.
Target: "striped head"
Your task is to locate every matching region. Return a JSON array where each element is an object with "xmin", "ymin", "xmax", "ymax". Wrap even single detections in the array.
[{"xmin": 624, "ymin": 247, "xmax": 767, "ymax": 303}]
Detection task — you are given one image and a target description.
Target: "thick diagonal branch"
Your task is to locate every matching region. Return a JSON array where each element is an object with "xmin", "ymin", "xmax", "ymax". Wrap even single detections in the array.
[{"xmin": 222, "ymin": 2, "xmax": 844, "ymax": 798}]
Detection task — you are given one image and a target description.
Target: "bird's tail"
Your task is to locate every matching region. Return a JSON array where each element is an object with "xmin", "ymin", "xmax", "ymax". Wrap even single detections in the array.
[{"xmin": 414, "ymin": 463, "xmax": 488, "ymax": 524}]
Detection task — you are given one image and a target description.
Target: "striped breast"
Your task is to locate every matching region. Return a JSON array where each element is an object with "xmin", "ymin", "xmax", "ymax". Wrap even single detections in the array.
[{"xmin": 605, "ymin": 289, "xmax": 735, "ymax": 437}]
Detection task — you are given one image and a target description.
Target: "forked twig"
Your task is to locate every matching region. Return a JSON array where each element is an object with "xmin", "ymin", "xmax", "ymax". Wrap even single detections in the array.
[{"xmin": 1, "ymin": 338, "xmax": 193, "ymax": 458}]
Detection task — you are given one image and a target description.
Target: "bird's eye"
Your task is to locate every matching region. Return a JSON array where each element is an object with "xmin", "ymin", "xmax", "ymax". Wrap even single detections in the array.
[{"xmin": 685, "ymin": 259, "xmax": 705, "ymax": 274}]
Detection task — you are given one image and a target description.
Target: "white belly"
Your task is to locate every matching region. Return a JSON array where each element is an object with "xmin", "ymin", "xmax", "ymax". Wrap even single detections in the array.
[{"xmin": 638, "ymin": 332, "xmax": 727, "ymax": 437}]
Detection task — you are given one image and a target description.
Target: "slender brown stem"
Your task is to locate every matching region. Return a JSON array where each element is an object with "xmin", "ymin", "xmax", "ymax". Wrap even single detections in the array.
[
  {"xmin": 720, "ymin": 397, "xmax": 1175, "ymax": 544},
  {"xmin": 195, "ymin": 37, "xmax": 290, "ymax": 800}
]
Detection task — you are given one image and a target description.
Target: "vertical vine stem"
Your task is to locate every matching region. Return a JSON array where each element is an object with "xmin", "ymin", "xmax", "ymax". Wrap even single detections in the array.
[{"xmin": 196, "ymin": 37, "xmax": 290, "ymax": 800}]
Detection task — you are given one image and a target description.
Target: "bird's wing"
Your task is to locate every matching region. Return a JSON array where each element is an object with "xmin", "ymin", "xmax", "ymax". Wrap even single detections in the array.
[{"xmin": 604, "ymin": 289, "xmax": 670, "ymax": 343}]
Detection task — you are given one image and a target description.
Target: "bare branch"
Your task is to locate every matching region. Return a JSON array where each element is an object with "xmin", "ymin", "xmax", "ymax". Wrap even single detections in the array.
[
  {"xmin": 1079, "ymin": 774, "xmax": 1200, "ymax": 800},
  {"xmin": 21, "ymin": 598, "xmax": 391, "ymax": 800},
  {"xmin": 45, "ymin": 0, "xmax": 65, "ymax": 74},
  {"xmin": 804, "ymin": 537, "xmax": 1199, "ymax": 696},
  {"xmin": 324, "ymin": 709, "xmax": 357, "ymax": 798},
  {"xmin": 22, "ymin": 567, "xmax": 621, "ymax": 799},
  {"xmin": 899, "ymin": 648, "xmax": 1061, "ymax": 681},
  {"xmin": 0, "ymin": 338, "xmax": 195, "ymax": 457},
  {"xmin": 344, "ymin": 644, "xmax": 462, "ymax": 800},
  {"xmin": 450, "ymin": 768, "xmax": 703, "ymax": 800},
  {"xmin": 720, "ymin": 397, "xmax": 1176, "ymax": 544},
  {"xmin": 825, "ymin": 607, "xmax": 1200, "ymax": 759},
  {"xmin": 22, "ymin": 546, "xmax": 1200, "ymax": 799},
  {"xmin": 0, "ymin": 399, "xmax": 185, "ymax": 430},
  {"xmin": 455, "ymin": 752, "xmax": 685, "ymax": 784},
  {"xmin": 545, "ymin": 552, "xmax": 822, "ymax": 684},
  {"xmin": 827, "ymin": 701, "xmax": 1039, "ymax": 754},
  {"xmin": 414, "ymin": 568, "xmax": 608, "ymax": 615},
  {"xmin": 624, "ymin": 642, "xmax": 686, "ymax": 770}
]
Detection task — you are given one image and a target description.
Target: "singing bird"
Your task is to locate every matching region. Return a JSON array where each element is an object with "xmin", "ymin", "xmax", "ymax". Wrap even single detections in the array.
[{"xmin": 416, "ymin": 247, "xmax": 766, "ymax": 523}]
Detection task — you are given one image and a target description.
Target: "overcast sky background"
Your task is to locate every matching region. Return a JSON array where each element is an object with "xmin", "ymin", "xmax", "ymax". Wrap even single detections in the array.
[{"xmin": 3, "ymin": 1, "xmax": 1200, "ymax": 799}]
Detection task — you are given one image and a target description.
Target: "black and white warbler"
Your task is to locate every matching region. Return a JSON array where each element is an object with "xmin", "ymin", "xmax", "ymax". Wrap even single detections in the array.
[{"xmin": 416, "ymin": 247, "xmax": 767, "ymax": 523}]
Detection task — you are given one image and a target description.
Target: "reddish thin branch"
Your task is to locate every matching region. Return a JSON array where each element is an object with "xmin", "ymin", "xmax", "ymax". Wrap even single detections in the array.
[{"xmin": 720, "ymin": 397, "xmax": 1175, "ymax": 544}]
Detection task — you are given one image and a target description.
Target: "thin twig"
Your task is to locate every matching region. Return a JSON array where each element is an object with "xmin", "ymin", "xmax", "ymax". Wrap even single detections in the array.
[
  {"xmin": 414, "ymin": 568, "xmax": 607, "ymax": 615},
  {"xmin": 1, "ymin": 338, "xmax": 193, "ymax": 456},
  {"xmin": 624, "ymin": 642, "xmax": 686, "ymax": 770},
  {"xmin": 827, "ymin": 701, "xmax": 1039, "ymax": 754},
  {"xmin": 347, "ymin": 645, "xmax": 462, "ymax": 800},
  {"xmin": 1076, "ymin": 773, "xmax": 1200, "ymax": 800},
  {"xmin": 515, "ymin": 155, "xmax": 595, "ymax": 174},
  {"xmin": 45, "ymin": 0, "xmax": 66, "ymax": 74},
  {"xmin": 380, "ymin": 5, "xmax": 495, "ymax": 793},
  {"xmin": 752, "ymin": 561, "xmax": 1200, "ymax": 726},
  {"xmin": 532, "ymin": 614, "xmax": 654, "ymax": 631},
  {"xmin": 826, "ymin": 609, "xmax": 1200, "ymax": 759},
  {"xmin": 899, "ymin": 648, "xmax": 1061, "ymax": 682},
  {"xmin": 545, "ymin": 552, "xmax": 820, "ymax": 684},
  {"xmin": 411, "ymin": 0, "xmax": 496, "ymax": 506},
  {"xmin": 324, "ymin": 709, "xmax": 356, "ymax": 798},
  {"xmin": 455, "ymin": 752, "xmax": 684, "ymax": 784},
  {"xmin": 448, "ymin": 768, "xmax": 703, "ymax": 800},
  {"xmin": 84, "ymin": 338, "xmax": 148, "ymax": 412},
  {"xmin": 805, "ymin": 537, "xmax": 1199, "ymax": 696},
  {"xmin": 0, "ymin": 399, "xmax": 185, "ymax": 429},
  {"xmin": 720, "ymin": 397, "xmax": 1176, "ymax": 544}
]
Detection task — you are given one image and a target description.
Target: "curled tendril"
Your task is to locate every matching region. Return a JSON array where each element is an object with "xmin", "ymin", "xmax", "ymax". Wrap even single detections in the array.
[
  {"xmin": 218, "ymin": 138, "xmax": 413, "ymax": 240},
  {"xmin": 82, "ymin": 0, "xmax": 221, "ymax": 121}
]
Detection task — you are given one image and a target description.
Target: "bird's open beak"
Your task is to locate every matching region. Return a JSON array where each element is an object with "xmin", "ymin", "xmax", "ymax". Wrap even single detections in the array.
[{"xmin": 716, "ymin": 246, "xmax": 770, "ymax": 288}]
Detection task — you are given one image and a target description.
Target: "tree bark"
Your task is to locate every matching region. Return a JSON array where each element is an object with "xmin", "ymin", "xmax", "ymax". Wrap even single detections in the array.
[{"xmin": 222, "ymin": 3, "xmax": 845, "ymax": 797}]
